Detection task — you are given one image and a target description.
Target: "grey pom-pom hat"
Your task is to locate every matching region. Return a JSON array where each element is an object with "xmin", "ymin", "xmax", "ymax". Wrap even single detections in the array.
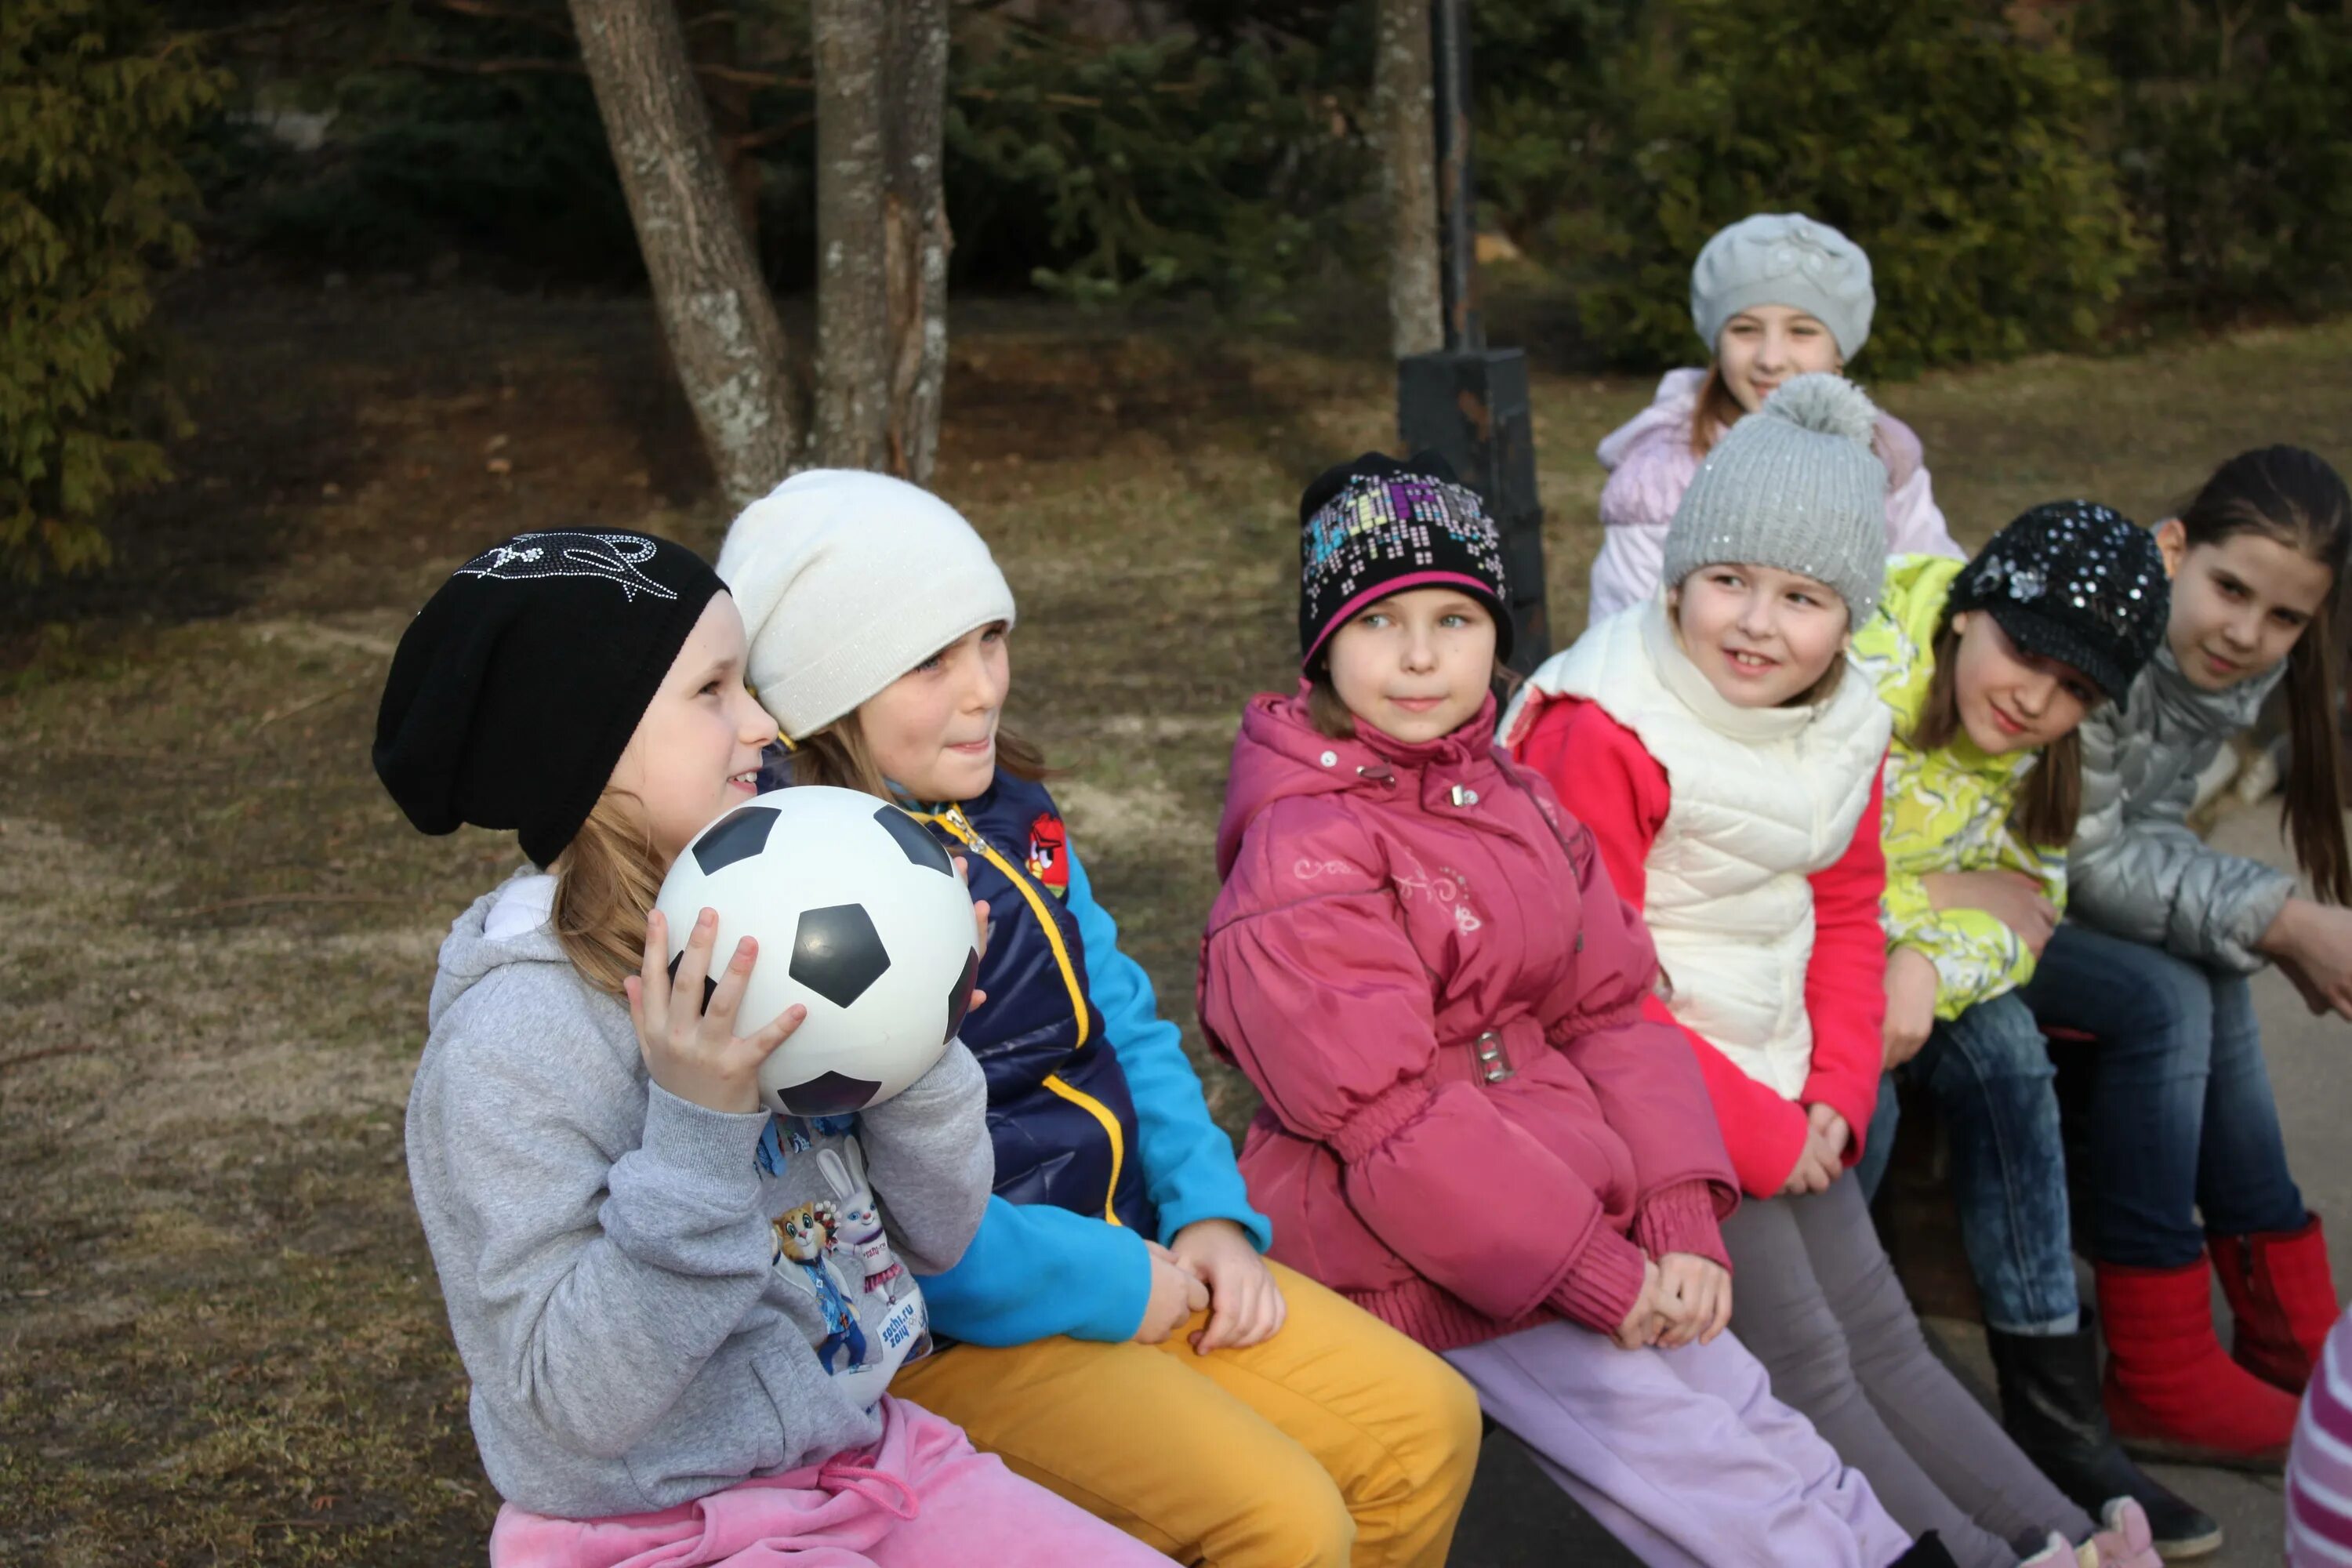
[
  {"xmin": 1661, "ymin": 372, "xmax": 1889, "ymax": 623},
  {"xmin": 1691, "ymin": 213, "xmax": 1875, "ymax": 362}
]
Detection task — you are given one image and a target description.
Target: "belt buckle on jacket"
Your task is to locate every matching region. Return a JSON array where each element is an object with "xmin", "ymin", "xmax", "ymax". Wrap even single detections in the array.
[{"xmin": 1473, "ymin": 1030, "xmax": 1513, "ymax": 1083}]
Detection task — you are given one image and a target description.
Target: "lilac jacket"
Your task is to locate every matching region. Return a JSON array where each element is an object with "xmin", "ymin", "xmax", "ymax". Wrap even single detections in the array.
[{"xmin": 1585, "ymin": 368, "xmax": 1961, "ymax": 625}]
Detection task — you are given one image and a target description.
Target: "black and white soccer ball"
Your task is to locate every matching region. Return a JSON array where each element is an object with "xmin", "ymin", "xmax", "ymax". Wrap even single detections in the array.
[{"xmin": 654, "ymin": 786, "xmax": 978, "ymax": 1118}]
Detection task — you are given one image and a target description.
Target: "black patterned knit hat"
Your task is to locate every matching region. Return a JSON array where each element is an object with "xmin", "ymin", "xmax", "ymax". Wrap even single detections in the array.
[
  {"xmin": 1297, "ymin": 451, "xmax": 1512, "ymax": 664},
  {"xmin": 1948, "ymin": 501, "xmax": 2169, "ymax": 705},
  {"xmin": 374, "ymin": 531, "xmax": 725, "ymax": 866}
]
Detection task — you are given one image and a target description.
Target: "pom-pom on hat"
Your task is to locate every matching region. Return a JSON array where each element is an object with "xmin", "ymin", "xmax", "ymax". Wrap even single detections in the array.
[
  {"xmin": 717, "ymin": 469, "xmax": 1017, "ymax": 739},
  {"xmin": 372, "ymin": 530, "xmax": 724, "ymax": 867},
  {"xmin": 1949, "ymin": 500, "xmax": 2169, "ymax": 707},
  {"xmin": 1691, "ymin": 212, "xmax": 1875, "ymax": 362},
  {"xmin": 1662, "ymin": 372, "xmax": 1890, "ymax": 622},
  {"xmin": 1296, "ymin": 451, "xmax": 1512, "ymax": 665}
]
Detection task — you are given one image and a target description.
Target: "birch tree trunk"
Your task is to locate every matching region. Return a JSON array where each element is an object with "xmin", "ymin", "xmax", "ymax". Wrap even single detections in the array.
[
  {"xmin": 811, "ymin": 0, "xmax": 892, "ymax": 470},
  {"xmin": 567, "ymin": 0, "xmax": 797, "ymax": 506},
  {"xmin": 1374, "ymin": 0, "xmax": 1444, "ymax": 358},
  {"xmin": 883, "ymin": 0, "xmax": 951, "ymax": 484}
]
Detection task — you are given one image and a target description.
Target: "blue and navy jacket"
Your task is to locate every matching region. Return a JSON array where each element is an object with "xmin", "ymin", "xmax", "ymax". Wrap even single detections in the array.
[
  {"xmin": 915, "ymin": 771, "xmax": 1156, "ymax": 1237},
  {"xmin": 761, "ymin": 750, "xmax": 1269, "ymax": 1344},
  {"xmin": 911, "ymin": 769, "xmax": 1271, "ymax": 1345}
]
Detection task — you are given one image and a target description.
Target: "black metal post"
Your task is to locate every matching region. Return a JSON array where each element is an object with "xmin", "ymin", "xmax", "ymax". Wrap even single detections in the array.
[
  {"xmin": 1431, "ymin": 0, "xmax": 1479, "ymax": 353},
  {"xmin": 1398, "ymin": 0, "xmax": 1551, "ymax": 673}
]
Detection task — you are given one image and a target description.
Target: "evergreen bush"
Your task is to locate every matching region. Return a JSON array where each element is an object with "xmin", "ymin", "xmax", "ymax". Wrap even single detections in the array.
[
  {"xmin": 946, "ymin": 19, "xmax": 1366, "ymax": 305},
  {"xmin": 1482, "ymin": 0, "xmax": 2145, "ymax": 376},
  {"xmin": 2, "ymin": 0, "xmax": 224, "ymax": 579},
  {"xmin": 2089, "ymin": 0, "xmax": 2352, "ymax": 321}
]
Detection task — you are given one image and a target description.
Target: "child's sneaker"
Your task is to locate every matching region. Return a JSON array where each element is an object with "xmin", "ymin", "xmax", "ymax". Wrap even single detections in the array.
[{"xmin": 2083, "ymin": 1497, "xmax": 2161, "ymax": 1568}]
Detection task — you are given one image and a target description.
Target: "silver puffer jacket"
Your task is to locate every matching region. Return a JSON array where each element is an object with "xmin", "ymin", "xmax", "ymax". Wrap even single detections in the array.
[{"xmin": 2067, "ymin": 644, "xmax": 2296, "ymax": 974}]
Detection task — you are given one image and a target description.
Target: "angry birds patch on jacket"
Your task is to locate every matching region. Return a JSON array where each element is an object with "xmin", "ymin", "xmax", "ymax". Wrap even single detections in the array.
[{"xmin": 1025, "ymin": 811, "xmax": 1069, "ymax": 895}]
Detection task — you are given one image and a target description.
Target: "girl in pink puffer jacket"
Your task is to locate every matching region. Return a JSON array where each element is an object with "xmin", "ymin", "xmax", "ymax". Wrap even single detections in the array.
[
  {"xmin": 1196, "ymin": 452, "xmax": 2030, "ymax": 1568},
  {"xmin": 1585, "ymin": 212, "xmax": 1960, "ymax": 626}
]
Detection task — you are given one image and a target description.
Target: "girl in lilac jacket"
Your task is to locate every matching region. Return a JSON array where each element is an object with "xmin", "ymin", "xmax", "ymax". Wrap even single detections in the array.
[
  {"xmin": 1196, "ymin": 452, "xmax": 2067, "ymax": 1568},
  {"xmin": 1585, "ymin": 212, "xmax": 1961, "ymax": 625}
]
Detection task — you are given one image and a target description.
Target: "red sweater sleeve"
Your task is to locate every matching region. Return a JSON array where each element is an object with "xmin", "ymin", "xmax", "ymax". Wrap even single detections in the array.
[
  {"xmin": 1799, "ymin": 762, "xmax": 1890, "ymax": 1160},
  {"xmin": 1509, "ymin": 695, "xmax": 1664, "ymax": 906},
  {"xmin": 1514, "ymin": 695, "xmax": 1812, "ymax": 1200}
]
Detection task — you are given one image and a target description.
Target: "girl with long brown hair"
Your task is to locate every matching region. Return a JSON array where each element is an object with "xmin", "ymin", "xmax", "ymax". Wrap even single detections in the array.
[{"xmin": 2022, "ymin": 446, "xmax": 2352, "ymax": 1472}]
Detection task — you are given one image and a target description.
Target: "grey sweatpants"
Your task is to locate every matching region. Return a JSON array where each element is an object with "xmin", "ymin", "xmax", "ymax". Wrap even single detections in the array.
[{"xmin": 1719, "ymin": 1175, "xmax": 2095, "ymax": 1568}]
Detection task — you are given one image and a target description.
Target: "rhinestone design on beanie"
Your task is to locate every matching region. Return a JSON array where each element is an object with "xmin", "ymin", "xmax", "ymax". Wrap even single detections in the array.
[
  {"xmin": 1297, "ymin": 459, "xmax": 1510, "ymax": 663},
  {"xmin": 1948, "ymin": 500, "xmax": 2169, "ymax": 705}
]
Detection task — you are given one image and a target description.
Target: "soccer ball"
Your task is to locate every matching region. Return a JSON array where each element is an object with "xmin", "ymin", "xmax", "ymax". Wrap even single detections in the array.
[{"xmin": 654, "ymin": 786, "xmax": 978, "ymax": 1118}]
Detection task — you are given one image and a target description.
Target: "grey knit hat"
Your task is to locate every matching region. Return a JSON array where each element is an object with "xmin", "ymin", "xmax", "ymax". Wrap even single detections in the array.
[
  {"xmin": 1691, "ymin": 213, "xmax": 1875, "ymax": 361},
  {"xmin": 1662, "ymin": 373, "xmax": 1888, "ymax": 622}
]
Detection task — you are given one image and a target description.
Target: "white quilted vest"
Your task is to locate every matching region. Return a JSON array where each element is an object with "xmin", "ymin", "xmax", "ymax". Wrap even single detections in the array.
[{"xmin": 1515, "ymin": 596, "xmax": 1892, "ymax": 1098}]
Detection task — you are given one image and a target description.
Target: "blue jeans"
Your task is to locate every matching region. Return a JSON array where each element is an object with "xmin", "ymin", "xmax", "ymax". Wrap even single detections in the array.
[
  {"xmin": 1911, "ymin": 993, "xmax": 2081, "ymax": 1336},
  {"xmin": 2021, "ymin": 921, "xmax": 2306, "ymax": 1269},
  {"xmin": 1857, "ymin": 1073, "xmax": 1899, "ymax": 1203}
]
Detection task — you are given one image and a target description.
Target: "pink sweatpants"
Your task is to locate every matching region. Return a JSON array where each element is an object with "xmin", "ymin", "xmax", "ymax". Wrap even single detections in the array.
[{"xmin": 487, "ymin": 1396, "xmax": 1174, "ymax": 1568}]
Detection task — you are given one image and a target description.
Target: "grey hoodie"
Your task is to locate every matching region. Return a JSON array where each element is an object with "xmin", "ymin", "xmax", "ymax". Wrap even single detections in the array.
[
  {"xmin": 2067, "ymin": 644, "xmax": 2296, "ymax": 974},
  {"xmin": 406, "ymin": 875, "xmax": 991, "ymax": 1519}
]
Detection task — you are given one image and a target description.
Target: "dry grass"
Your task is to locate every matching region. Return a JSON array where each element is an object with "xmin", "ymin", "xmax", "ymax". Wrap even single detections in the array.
[{"xmin": 5, "ymin": 272, "xmax": 2350, "ymax": 1563}]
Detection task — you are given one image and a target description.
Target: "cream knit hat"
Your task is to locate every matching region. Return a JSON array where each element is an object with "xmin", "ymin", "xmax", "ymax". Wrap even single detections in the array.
[{"xmin": 717, "ymin": 469, "xmax": 1017, "ymax": 739}]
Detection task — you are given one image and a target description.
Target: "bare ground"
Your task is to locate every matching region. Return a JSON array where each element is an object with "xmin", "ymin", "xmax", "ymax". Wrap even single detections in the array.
[{"xmin": 5, "ymin": 273, "xmax": 2350, "ymax": 1565}]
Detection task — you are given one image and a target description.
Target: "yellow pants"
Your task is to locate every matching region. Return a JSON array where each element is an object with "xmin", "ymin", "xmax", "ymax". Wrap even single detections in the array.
[{"xmin": 891, "ymin": 1260, "xmax": 1481, "ymax": 1568}]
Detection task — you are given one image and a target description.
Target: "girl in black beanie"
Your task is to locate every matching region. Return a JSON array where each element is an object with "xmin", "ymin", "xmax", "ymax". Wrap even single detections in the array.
[{"xmin": 371, "ymin": 530, "xmax": 1169, "ymax": 1568}]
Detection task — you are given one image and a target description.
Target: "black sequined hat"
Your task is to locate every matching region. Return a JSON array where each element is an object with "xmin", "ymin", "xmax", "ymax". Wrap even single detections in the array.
[
  {"xmin": 1296, "ymin": 451, "xmax": 1512, "ymax": 665},
  {"xmin": 1948, "ymin": 501, "xmax": 2169, "ymax": 706}
]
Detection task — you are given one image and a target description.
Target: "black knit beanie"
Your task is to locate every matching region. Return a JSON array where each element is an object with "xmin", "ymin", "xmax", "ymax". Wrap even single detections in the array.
[
  {"xmin": 1948, "ymin": 501, "xmax": 2169, "ymax": 705},
  {"xmin": 1297, "ymin": 451, "xmax": 1512, "ymax": 664},
  {"xmin": 373, "ymin": 531, "xmax": 725, "ymax": 867}
]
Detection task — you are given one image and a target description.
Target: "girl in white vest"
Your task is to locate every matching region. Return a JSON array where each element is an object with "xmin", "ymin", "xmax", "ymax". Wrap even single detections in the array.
[{"xmin": 1502, "ymin": 376, "xmax": 2157, "ymax": 1568}]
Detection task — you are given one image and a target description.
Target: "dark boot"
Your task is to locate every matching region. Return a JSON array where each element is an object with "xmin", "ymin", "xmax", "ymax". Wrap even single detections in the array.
[
  {"xmin": 1893, "ymin": 1532, "xmax": 1961, "ymax": 1567},
  {"xmin": 2212, "ymin": 1214, "xmax": 2341, "ymax": 1394},
  {"xmin": 1986, "ymin": 1319, "xmax": 2224, "ymax": 1560}
]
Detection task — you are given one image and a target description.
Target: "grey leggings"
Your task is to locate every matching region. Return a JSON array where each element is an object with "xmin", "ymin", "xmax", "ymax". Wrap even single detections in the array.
[{"xmin": 1720, "ymin": 1175, "xmax": 2094, "ymax": 1568}]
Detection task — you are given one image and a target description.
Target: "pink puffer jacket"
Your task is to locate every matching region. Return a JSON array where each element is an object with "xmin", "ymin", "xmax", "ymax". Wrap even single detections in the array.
[
  {"xmin": 1198, "ymin": 688, "xmax": 1737, "ymax": 1354},
  {"xmin": 1585, "ymin": 368, "xmax": 1961, "ymax": 624}
]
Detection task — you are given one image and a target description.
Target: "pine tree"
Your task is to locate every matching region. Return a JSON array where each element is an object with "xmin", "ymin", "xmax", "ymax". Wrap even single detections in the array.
[{"xmin": 1, "ymin": 0, "xmax": 225, "ymax": 579}]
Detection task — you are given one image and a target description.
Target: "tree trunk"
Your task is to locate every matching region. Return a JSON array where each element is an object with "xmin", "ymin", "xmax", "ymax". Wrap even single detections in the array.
[
  {"xmin": 811, "ymin": 0, "xmax": 892, "ymax": 470},
  {"xmin": 883, "ymin": 0, "xmax": 951, "ymax": 485},
  {"xmin": 1374, "ymin": 0, "xmax": 1443, "ymax": 358},
  {"xmin": 567, "ymin": 0, "xmax": 797, "ymax": 507}
]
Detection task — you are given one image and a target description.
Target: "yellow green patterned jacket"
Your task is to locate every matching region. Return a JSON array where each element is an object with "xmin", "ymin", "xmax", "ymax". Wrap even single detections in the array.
[{"xmin": 1851, "ymin": 554, "xmax": 2066, "ymax": 1021}]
